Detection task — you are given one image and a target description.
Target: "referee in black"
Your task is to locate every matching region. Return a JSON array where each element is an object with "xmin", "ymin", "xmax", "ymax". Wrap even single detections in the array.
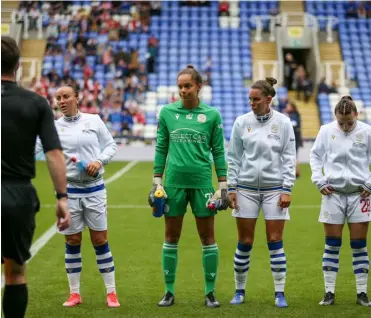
[{"xmin": 1, "ymin": 36, "xmax": 71, "ymax": 318}]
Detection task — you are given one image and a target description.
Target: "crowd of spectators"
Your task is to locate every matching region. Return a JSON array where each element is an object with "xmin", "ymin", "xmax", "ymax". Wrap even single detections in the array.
[
  {"xmin": 19, "ymin": 1, "xmax": 162, "ymax": 143},
  {"xmin": 345, "ymin": 0, "xmax": 371, "ymax": 18}
]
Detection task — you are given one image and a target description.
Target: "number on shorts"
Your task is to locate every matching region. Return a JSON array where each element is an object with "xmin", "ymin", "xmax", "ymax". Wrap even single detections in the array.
[
  {"xmin": 360, "ymin": 198, "xmax": 371, "ymax": 213},
  {"xmin": 204, "ymin": 193, "xmax": 213, "ymax": 201}
]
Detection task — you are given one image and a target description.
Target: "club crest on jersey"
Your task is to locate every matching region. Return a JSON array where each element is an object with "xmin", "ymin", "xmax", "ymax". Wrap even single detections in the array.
[
  {"xmin": 61, "ymin": 128, "xmax": 64, "ymax": 132},
  {"xmin": 323, "ymin": 210, "xmax": 329, "ymax": 219},
  {"xmin": 356, "ymin": 134, "xmax": 363, "ymax": 142},
  {"xmin": 175, "ymin": 114, "xmax": 180, "ymax": 120},
  {"xmin": 186, "ymin": 114, "xmax": 193, "ymax": 120},
  {"xmin": 271, "ymin": 124, "xmax": 280, "ymax": 134},
  {"xmin": 197, "ymin": 114, "xmax": 207, "ymax": 123},
  {"xmin": 247, "ymin": 126, "xmax": 251, "ymax": 132},
  {"xmin": 331, "ymin": 135, "xmax": 336, "ymax": 140}
]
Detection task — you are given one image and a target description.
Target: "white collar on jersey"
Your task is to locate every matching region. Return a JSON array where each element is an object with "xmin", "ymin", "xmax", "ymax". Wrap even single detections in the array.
[
  {"xmin": 63, "ymin": 110, "xmax": 81, "ymax": 123},
  {"xmin": 255, "ymin": 108, "xmax": 273, "ymax": 123}
]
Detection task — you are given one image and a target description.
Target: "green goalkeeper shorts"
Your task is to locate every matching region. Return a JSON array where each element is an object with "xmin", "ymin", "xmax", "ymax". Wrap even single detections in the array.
[{"xmin": 164, "ymin": 187, "xmax": 215, "ymax": 217}]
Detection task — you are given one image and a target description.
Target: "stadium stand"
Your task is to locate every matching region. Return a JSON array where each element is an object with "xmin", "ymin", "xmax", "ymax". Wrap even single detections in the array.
[{"xmin": 307, "ymin": 1, "xmax": 371, "ymax": 124}]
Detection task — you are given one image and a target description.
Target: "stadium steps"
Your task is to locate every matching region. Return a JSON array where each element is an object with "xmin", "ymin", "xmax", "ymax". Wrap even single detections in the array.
[
  {"xmin": 319, "ymin": 42, "xmax": 343, "ymax": 84},
  {"xmin": 279, "ymin": 0, "xmax": 304, "ymax": 25},
  {"xmin": 251, "ymin": 42, "xmax": 277, "ymax": 80},
  {"xmin": 288, "ymin": 91, "xmax": 320, "ymax": 139},
  {"xmin": 20, "ymin": 40, "xmax": 46, "ymax": 80},
  {"xmin": 1, "ymin": 1, "xmax": 20, "ymax": 22}
]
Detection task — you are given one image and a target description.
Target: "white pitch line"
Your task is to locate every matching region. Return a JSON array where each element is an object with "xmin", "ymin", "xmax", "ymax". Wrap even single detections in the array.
[{"xmin": 28, "ymin": 161, "xmax": 138, "ymax": 263}]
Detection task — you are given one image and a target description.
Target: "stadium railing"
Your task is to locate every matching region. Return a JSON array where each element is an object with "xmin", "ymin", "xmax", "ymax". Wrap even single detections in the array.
[
  {"xmin": 320, "ymin": 61, "xmax": 348, "ymax": 88},
  {"xmin": 7, "ymin": 9, "xmax": 43, "ymax": 39}
]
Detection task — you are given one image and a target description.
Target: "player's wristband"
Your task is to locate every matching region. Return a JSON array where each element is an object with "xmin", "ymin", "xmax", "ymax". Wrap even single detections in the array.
[
  {"xmin": 56, "ymin": 192, "xmax": 68, "ymax": 200},
  {"xmin": 282, "ymin": 186, "xmax": 291, "ymax": 195},
  {"xmin": 153, "ymin": 177, "xmax": 162, "ymax": 185},
  {"xmin": 218, "ymin": 181, "xmax": 227, "ymax": 190}
]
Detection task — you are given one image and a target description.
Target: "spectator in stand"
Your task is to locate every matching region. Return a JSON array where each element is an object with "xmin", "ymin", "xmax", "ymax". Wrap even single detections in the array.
[
  {"xmin": 366, "ymin": 1, "xmax": 371, "ymax": 17},
  {"xmin": 283, "ymin": 53, "xmax": 297, "ymax": 90},
  {"xmin": 151, "ymin": 1, "xmax": 162, "ymax": 15},
  {"xmin": 329, "ymin": 81, "xmax": 338, "ymax": 94},
  {"xmin": 358, "ymin": 2, "xmax": 367, "ymax": 18},
  {"xmin": 122, "ymin": 109, "xmax": 134, "ymax": 142},
  {"xmin": 345, "ymin": 0, "xmax": 358, "ymax": 18},
  {"xmin": 219, "ymin": 1, "xmax": 230, "ymax": 16},
  {"xmin": 45, "ymin": 19, "xmax": 59, "ymax": 41},
  {"xmin": 284, "ymin": 101, "xmax": 303, "ymax": 177},
  {"xmin": 28, "ymin": 3, "xmax": 41, "ymax": 30},
  {"xmin": 103, "ymin": 46, "xmax": 115, "ymax": 73},
  {"xmin": 147, "ymin": 36, "xmax": 158, "ymax": 73},
  {"xmin": 293, "ymin": 66, "xmax": 313, "ymax": 102},
  {"xmin": 107, "ymin": 100, "xmax": 124, "ymax": 138},
  {"xmin": 318, "ymin": 77, "xmax": 330, "ymax": 95}
]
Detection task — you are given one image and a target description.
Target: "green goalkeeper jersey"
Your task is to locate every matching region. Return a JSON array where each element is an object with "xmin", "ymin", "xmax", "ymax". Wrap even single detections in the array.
[{"xmin": 154, "ymin": 100, "xmax": 227, "ymax": 188}]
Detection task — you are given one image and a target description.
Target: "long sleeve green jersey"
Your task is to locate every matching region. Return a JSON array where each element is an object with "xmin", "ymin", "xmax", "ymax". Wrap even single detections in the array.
[{"xmin": 154, "ymin": 100, "xmax": 227, "ymax": 188}]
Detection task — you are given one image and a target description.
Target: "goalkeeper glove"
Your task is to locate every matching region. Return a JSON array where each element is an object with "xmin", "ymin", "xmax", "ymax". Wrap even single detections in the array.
[
  {"xmin": 148, "ymin": 177, "xmax": 169, "ymax": 215},
  {"xmin": 206, "ymin": 181, "xmax": 229, "ymax": 211}
]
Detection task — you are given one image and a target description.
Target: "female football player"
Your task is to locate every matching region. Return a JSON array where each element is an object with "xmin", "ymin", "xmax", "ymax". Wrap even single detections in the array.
[
  {"xmin": 36, "ymin": 85, "xmax": 120, "ymax": 308},
  {"xmin": 227, "ymin": 77, "xmax": 296, "ymax": 307},
  {"xmin": 310, "ymin": 95, "xmax": 371, "ymax": 306},
  {"xmin": 148, "ymin": 65, "xmax": 229, "ymax": 308}
]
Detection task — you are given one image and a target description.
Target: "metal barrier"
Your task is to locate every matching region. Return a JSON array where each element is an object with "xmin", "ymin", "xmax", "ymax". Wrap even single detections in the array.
[
  {"xmin": 321, "ymin": 61, "xmax": 347, "ymax": 87},
  {"xmin": 251, "ymin": 13, "xmax": 338, "ymax": 44},
  {"xmin": 17, "ymin": 58, "xmax": 42, "ymax": 83},
  {"xmin": 2, "ymin": 9, "xmax": 44, "ymax": 39}
]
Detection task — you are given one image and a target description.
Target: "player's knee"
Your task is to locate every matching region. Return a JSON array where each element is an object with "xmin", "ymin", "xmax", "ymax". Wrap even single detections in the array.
[
  {"xmin": 4, "ymin": 260, "xmax": 26, "ymax": 284},
  {"xmin": 238, "ymin": 236, "xmax": 254, "ymax": 245},
  {"xmin": 90, "ymin": 232, "xmax": 107, "ymax": 246},
  {"xmin": 199, "ymin": 235, "xmax": 215, "ymax": 246},
  {"xmin": 65, "ymin": 234, "xmax": 82, "ymax": 246},
  {"xmin": 165, "ymin": 234, "xmax": 180, "ymax": 244},
  {"xmin": 267, "ymin": 234, "xmax": 283, "ymax": 243}
]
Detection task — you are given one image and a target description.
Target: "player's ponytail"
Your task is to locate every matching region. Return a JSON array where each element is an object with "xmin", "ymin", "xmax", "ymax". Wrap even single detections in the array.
[
  {"xmin": 251, "ymin": 77, "xmax": 277, "ymax": 97},
  {"xmin": 334, "ymin": 95, "xmax": 357, "ymax": 115},
  {"xmin": 177, "ymin": 64, "xmax": 203, "ymax": 85}
]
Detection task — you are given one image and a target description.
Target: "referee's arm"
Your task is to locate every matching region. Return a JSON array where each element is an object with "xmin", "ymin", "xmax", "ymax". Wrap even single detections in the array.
[{"xmin": 37, "ymin": 97, "xmax": 67, "ymax": 194}]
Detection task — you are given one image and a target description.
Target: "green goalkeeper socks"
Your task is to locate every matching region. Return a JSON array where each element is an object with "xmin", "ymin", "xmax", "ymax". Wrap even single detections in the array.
[
  {"xmin": 202, "ymin": 244, "xmax": 219, "ymax": 295},
  {"xmin": 162, "ymin": 242, "xmax": 178, "ymax": 295}
]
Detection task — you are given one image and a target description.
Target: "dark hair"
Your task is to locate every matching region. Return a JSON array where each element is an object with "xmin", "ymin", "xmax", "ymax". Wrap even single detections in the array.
[
  {"xmin": 177, "ymin": 64, "xmax": 203, "ymax": 85},
  {"xmin": 251, "ymin": 77, "xmax": 277, "ymax": 97},
  {"xmin": 287, "ymin": 100, "xmax": 298, "ymax": 113},
  {"xmin": 1, "ymin": 36, "xmax": 20, "ymax": 76},
  {"xmin": 62, "ymin": 84, "xmax": 79, "ymax": 98},
  {"xmin": 334, "ymin": 95, "xmax": 357, "ymax": 115}
]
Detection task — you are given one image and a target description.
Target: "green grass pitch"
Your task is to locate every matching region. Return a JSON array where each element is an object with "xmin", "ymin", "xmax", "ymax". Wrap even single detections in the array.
[{"xmin": 20, "ymin": 162, "xmax": 371, "ymax": 317}]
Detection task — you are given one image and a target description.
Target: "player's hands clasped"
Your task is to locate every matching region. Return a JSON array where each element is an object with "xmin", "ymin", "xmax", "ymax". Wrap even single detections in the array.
[
  {"xmin": 86, "ymin": 161, "xmax": 102, "ymax": 177},
  {"xmin": 320, "ymin": 186, "xmax": 334, "ymax": 195},
  {"xmin": 56, "ymin": 198, "xmax": 71, "ymax": 231},
  {"xmin": 278, "ymin": 193, "xmax": 291, "ymax": 209},
  {"xmin": 361, "ymin": 185, "xmax": 371, "ymax": 198}
]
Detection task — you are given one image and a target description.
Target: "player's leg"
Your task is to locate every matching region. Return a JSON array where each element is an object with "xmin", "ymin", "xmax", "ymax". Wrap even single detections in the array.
[
  {"xmin": 318, "ymin": 193, "xmax": 346, "ymax": 306},
  {"xmin": 84, "ymin": 193, "xmax": 120, "ymax": 308},
  {"xmin": 60, "ymin": 197, "xmax": 84, "ymax": 307},
  {"xmin": 190, "ymin": 188, "xmax": 220, "ymax": 307},
  {"xmin": 230, "ymin": 190, "xmax": 260, "ymax": 305},
  {"xmin": 1, "ymin": 183, "xmax": 38, "ymax": 318},
  {"xmin": 262, "ymin": 191, "xmax": 290, "ymax": 307},
  {"xmin": 158, "ymin": 187, "xmax": 188, "ymax": 307},
  {"xmin": 347, "ymin": 194, "xmax": 371, "ymax": 306}
]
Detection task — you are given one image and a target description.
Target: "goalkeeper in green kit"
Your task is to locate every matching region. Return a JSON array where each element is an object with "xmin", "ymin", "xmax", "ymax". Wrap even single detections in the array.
[{"xmin": 148, "ymin": 65, "xmax": 229, "ymax": 308}]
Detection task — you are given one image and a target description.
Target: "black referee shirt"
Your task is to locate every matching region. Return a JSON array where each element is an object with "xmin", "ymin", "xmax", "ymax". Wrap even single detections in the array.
[{"xmin": 1, "ymin": 80, "xmax": 62, "ymax": 181}]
